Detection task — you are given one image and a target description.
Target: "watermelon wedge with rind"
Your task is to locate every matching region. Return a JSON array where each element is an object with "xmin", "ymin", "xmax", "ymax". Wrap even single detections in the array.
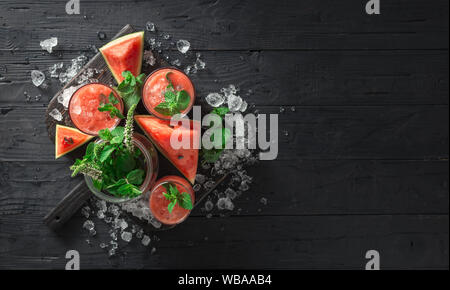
[
  {"xmin": 55, "ymin": 125, "xmax": 94, "ymax": 159},
  {"xmin": 99, "ymin": 31, "xmax": 144, "ymax": 83},
  {"xmin": 135, "ymin": 115, "xmax": 199, "ymax": 184}
]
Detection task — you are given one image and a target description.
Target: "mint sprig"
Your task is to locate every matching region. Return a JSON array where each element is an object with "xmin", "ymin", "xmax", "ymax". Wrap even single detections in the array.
[
  {"xmin": 201, "ymin": 107, "xmax": 231, "ymax": 163},
  {"xmin": 154, "ymin": 72, "xmax": 190, "ymax": 116},
  {"xmin": 98, "ymin": 92, "xmax": 124, "ymax": 119},
  {"xmin": 162, "ymin": 183, "xmax": 193, "ymax": 213},
  {"xmin": 117, "ymin": 71, "xmax": 146, "ymax": 110},
  {"xmin": 70, "ymin": 107, "xmax": 145, "ymax": 198}
]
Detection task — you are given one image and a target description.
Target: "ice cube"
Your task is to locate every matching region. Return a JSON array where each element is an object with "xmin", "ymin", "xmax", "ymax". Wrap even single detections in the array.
[
  {"xmin": 119, "ymin": 219, "xmax": 128, "ymax": 230},
  {"xmin": 83, "ymin": 220, "xmax": 94, "ymax": 231},
  {"xmin": 224, "ymin": 198, "xmax": 234, "ymax": 211},
  {"xmin": 121, "ymin": 231, "xmax": 132, "ymax": 242},
  {"xmin": 204, "ymin": 200, "xmax": 214, "ymax": 212},
  {"xmin": 194, "ymin": 56, "xmax": 206, "ymax": 70},
  {"xmin": 31, "ymin": 70, "xmax": 45, "ymax": 87},
  {"xmin": 260, "ymin": 197, "xmax": 268, "ymax": 205},
  {"xmin": 81, "ymin": 206, "xmax": 90, "ymax": 218},
  {"xmin": 49, "ymin": 62, "xmax": 63, "ymax": 78},
  {"xmin": 193, "ymin": 184, "xmax": 201, "ymax": 192},
  {"xmin": 239, "ymin": 181, "xmax": 250, "ymax": 191},
  {"xmin": 239, "ymin": 100, "xmax": 248, "ymax": 112},
  {"xmin": 141, "ymin": 235, "xmax": 151, "ymax": 246},
  {"xmin": 171, "ymin": 59, "xmax": 181, "ymax": 67},
  {"xmin": 162, "ymin": 33, "xmax": 171, "ymax": 40},
  {"xmin": 57, "ymin": 85, "xmax": 80, "ymax": 108},
  {"xmin": 205, "ymin": 92, "xmax": 225, "ymax": 107},
  {"xmin": 227, "ymin": 95, "xmax": 243, "ymax": 112},
  {"xmin": 146, "ymin": 22, "xmax": 156, "ymax": 32},
  {"xmin": 216, "ymin": 198, "xmax": 227, "ymax": 210},
  {"xmin": 40, "ymin": 37, "xmax": 58, "ymax": 53},
  {"xmin": 97, "ymin": 211, "xmax": 105, "ymax": 219},
  {"xmin": 49, "ymin": 108, "xmax": 62, "ymax": 121},
  {"xmin": 225, "ymin": 188, "xmax": 237, "ymax": 199},
  {"xmin": 203, "ymin": 180, "xmax": 215, "ymax": 191},
  {"xmin": 108, "ymin": 248, "xmax": 116, "ymax": 256},
  {"xmin": 195, "ymin": 174, "xmax": 206, "ymax": 184},
  {"xmin": 176, "ymin": 39, "xmax": 190, "ymax": 54}
]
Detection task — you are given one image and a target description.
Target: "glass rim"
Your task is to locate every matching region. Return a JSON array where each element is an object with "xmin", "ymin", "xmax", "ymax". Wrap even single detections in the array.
[
  {"xmin": 68, "ymin": 82, "xmax": 124, "ymax": 136},
  {"xmin": 141, "ymin": 66, "xmax": 196, "ymax": 121},
  {"xmin": 85, "ymin": 135, "xmax": 154, "ymax": 203}
]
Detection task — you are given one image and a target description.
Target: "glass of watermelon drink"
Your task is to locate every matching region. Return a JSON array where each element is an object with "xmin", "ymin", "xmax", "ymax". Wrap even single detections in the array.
[
  {"xmin": 142, "ymin": 67, "xmax": 195, "ymax": 120},
  {"xmin": 69, "ymin": 83, "xmax": 124, "ymax": 135},
  {"xmin": 85, "ymin": 133, "xmax": 159, "ymax": 203},
  {"xmin": 148, "ymin": 175, "xmax": 195, "ymax": 225}
]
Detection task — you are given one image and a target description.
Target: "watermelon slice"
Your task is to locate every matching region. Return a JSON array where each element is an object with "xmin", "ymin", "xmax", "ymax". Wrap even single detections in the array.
[
  {"xmin": 99, "ymin": 31, "xmax": 144, "ymax": 83},
  {"xmin": 55, "ymin": 125, "xmax": 94, "ymax": 159},
  {"xmin": 135, "ymin": 115, "xmax": 200, "ymax": 184}
]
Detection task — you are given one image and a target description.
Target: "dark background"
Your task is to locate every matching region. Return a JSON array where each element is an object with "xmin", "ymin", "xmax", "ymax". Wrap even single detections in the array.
[{"xmin": 0, "ymin": 0, "xmax": 448, "ymax": 269}]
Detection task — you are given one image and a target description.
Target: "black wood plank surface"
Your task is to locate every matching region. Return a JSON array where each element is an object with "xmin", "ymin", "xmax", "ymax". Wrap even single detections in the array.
[{"xmin": 0, "ymin": 0, "xmax": 448, "ymax": 270}]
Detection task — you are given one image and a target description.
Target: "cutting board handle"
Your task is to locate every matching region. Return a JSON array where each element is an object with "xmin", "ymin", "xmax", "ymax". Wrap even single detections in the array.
[{"xmin": 44, "ymin": 181, "xmax": 92, "ymax": 231}]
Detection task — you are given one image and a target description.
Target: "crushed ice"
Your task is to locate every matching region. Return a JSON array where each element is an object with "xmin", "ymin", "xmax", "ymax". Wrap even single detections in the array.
[{"xmin": 40, "ymin": 37, "xmax": 58, "ymax": 53}]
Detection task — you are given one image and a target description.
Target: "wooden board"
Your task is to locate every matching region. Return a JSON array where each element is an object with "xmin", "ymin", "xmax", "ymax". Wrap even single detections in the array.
[{"xmin": 41, "ymin": 24, "xmax": 222, "ymax": 230}]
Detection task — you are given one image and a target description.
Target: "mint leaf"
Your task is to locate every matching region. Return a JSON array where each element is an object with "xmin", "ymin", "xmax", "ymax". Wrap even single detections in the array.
[
  {"xmin": 126, "ymin": 168, "xmax": 145, "ymax": 185},
  {"xmin": 168, "ymin": 200, "xmax": 177, "ymax": 213},
  {"xmin": 212, "ymin": 107, "xmax": 230, "ymax": 118},
  {"xmin": 109, "ymin": 92, "xmax": 119, "ymax": 104},
  {"xmin": 178, "ymin": 192, "xmax": 193, "ymax": 210},
  {"xmin": 99, "ymin": 144, "xmax": 116, "ymax": 163},
  {"xmin": 176, "ymin": 90, "xmax": 190, "ymax": 111},
  {"xmin": 116, "ymin": 71, "xmax": 146, "ymax": 110},
  {"xmin": 98, "ymin": 129, "xmax": 113, "ymax": 141},
  {"xmin": 110, "ymin": 135, "xmax": 123, "ymax": 144},
  {"xmin": 111, "ymin": 126, "xmax": 124, "ymax": 138}
]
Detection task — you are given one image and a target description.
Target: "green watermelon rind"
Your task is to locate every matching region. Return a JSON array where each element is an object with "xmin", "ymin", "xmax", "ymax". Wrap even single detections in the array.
[
  {"xmin": 134, "ymin": 115, "xmax": 199, "ymax": 184},
  {"xmin": 99, "ymin": 31, "xmax": 144, "ymax": 83},
  {"xmin": 55, "ymin": 124, "xmax": 94, "ymax": 159}
]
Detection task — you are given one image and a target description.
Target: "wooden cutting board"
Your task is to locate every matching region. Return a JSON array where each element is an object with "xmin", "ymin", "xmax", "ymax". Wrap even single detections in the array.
[{"xmin": 43, "ymin": 24, "xmax": 228, "ymax": 231}]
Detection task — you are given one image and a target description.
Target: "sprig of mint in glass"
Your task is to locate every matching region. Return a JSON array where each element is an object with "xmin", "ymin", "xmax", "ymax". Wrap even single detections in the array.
[
  {"xmin": 162, "ymin": 183, "xmax": 193, "ymax": 213},
  {"xmin": 71, "ymin": 71, "xmax": 146, "ymax": 198},
  {"xmin": 201, "ymin": 107, "xmax": 231, "ymax": 163},
  {"xmin": 98, "ymin": 92, "xmax": 124, "ymax": 119},
  {"xmin": 154, "ymin": 72, "xmax": 190, "ymax": 116}
]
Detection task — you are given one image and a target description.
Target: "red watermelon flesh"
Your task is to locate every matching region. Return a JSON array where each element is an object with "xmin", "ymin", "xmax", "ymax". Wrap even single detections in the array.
[
  {"xmin": 135, "ymin": 115, "xmax": 199, "ymax": 184},
  {"xmin": 99, "ymin": 31, "xmax": 144, "ymax": 83},
  {"xmin": 55, "ymin": 125, "xmax": 93, "ymax": 159}
]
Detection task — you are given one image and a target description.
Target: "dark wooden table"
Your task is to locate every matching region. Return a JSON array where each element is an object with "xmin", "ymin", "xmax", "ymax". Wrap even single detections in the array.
[{"xmin": 0, "ymin": 0, "xmax": 448, "ymax": 269}]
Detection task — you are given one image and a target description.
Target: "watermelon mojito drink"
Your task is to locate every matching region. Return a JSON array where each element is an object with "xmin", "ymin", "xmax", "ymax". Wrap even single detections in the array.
[
  {"xmin": 69, "ymin": 83, "xmax": 124, "ymax": 135},
  {"xmin": 142, "ymin": 68, "xmax": 195, "ymax": 120},
  {"xmin": 149, "ymin": 175, "xmax": 195, "ymax": 225}
]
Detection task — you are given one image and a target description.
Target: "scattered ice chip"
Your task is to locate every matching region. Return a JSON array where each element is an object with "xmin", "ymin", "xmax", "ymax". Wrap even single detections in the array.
[
  {"xmin": 204, "ymin": 200, "xmax": 214, "ymax": 211},
  {"xmin": 205, "ymin": 92, "xmax": 225, "ymax": 107},
  {"xmin": 203, "ymin": 180, "xmax": 215, "ymax": 191},
  {"xmin": 40, "ymin": 37, "xmax": 58, "ymax": 53},
  {"xmin": 184, "ymin": 65, "xmax": 192, "ymax": 75},
  {"xmin": 150, "ymin": 247, "xmax": 157, "ymax": 255},
  {"xmin": 49, "ymin": 108, "xmax": 63, "ymax": 121},
  {"xmin": 57, "ymin": 85, "xmax": 80, "ymax": 108},
  {"xmin": 176, "ymin": 39, "xmax": 190, "ymax": 54},
  {"xmin": 31, "ymin": 70, "xmax": 45, "ymax": 87},
  {"xmin": 97, "ymin": 211, "xmax": 105, "ymax": 219},
  {"xmin": 110, "ymin": 231, "xmax": 117, "ymax": 241},
  {"xmin": 216, "ymin": 197, "xmax": 227, "ymax": 210},
  {"xmin": 162, "ymin": 33, "xmax": 171, "ymax": 40},
  {"xmin": 195, "ymin": 174, "xmax": 206, "ymax": 184},
  {"xmin": 227, "ymin": 95, "xmax": 243, "ymax": 112},
  {"xmin": 146, "ymin": 21, "xmax": 156, "ymax": 32},
  {"xmin": 119, "ymin": 219, "xmax": 128, "ymax": 230},
  {"xmin": 121, "ymin": 231, "xmax": 132, "ymax": 242},
  {"xmin": 239, "ymin": 100, "xmax": 248, "ymax": 112},
  {"xmin": 239, "ymin": 181, "xmax": 250, "ymax": 191},
  {"xmin": 99, "ymin": 242, "xmax": 107, "ymax": 249},
  {"xmin": 193, "ymin": 184, "xmax": 201, "ymax": 192},
  {"xmin": 283, "ymin": 130, "xmax": 289, "ymax": 137},
  {"xmin": 144, "ymin": 50, "xmax": 156, "ymax": 66},
  {"xmin": 108, "ymin": 248, "xmax": 116, "ymax": 256},
  {"xmin": 291, "ymin": 106, "xmax": 296, "ymax": 112},
  {"xmin": 171, "ymin": 59, "xmax": 181, "ymax": 67},
  {"xmin": 225, "ymin": 188, "xmax": 237, "ymax": 199},
  {"xmin": 141, "ymin": 235, "xmax": 151, "ymax": 246},
  {"xmin": 97, "ymin": 31, "xmax": 106, "ymax": 40},
  {"xmin": 194, "ymin": 56, "xmax": 206, "ymax": 70},
  {"xmin": 81, "ymin": 206, "xmax": 90, "ymax": 218},
  {"xmin": 224, "ymin": 198, "xmax": 234, "ymax": 210},
  {"xmin": 49, "ymin": 62, "xmax": 63, "ymax": 78},
  {"xmin": 260, "ymin": 197, "xmax": 268, "ymax": 205},
  {"xmin": 279, "ymin": 106, "xmax": 285, "ymax": 113},
  {"xmin": 83, "ymin": 220, "xmax": 94, "ymax": 231}
]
